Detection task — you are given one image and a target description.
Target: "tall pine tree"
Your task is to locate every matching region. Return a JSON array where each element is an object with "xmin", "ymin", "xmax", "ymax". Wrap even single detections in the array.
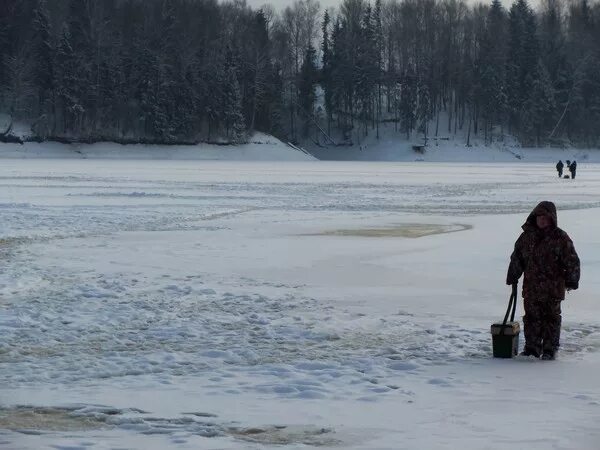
[
  {"xmin": 298, "ymin": 44, "xmax": 318, "ymax": 137},
  {"xmin": 506, "ymin": 0, "xmax": 539, "ymax": 138}
]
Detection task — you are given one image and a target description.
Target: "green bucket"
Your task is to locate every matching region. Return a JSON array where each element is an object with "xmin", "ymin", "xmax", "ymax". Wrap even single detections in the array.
[{"xmin": 491, "ymin": 321, "xmax": 520, "ymax": 358}]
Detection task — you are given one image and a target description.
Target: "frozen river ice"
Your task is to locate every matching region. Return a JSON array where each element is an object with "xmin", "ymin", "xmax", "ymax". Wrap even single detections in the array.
[{"xmin": 1, "ymin": 160, "xmax": 600, "ymax": 449}]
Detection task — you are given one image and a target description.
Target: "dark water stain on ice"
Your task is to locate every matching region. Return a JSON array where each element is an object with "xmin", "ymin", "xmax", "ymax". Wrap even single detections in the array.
[
  {"xmin": 308, "ymin": 223, "xmax": 472, "ymax": 238},
  {"xmin": 228, "ymin": 425, "xmax": 340, "ymax": 446},
  {"xmin": 0, "ymin": 406, "xmax": 107, "ymax": 432},
  {"xmin": 0, "ymin": 405, "xmax": 343, "ymax": 447}
]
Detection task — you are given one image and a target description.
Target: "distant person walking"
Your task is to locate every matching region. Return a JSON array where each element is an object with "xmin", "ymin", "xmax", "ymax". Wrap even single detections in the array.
[
  {"xmin": 556, "ymin": 160, "xmax": 564, "ymax": 178},
  {"xmin": 569, "ymin": 160, "xmax": 577, "ymax": 179}
]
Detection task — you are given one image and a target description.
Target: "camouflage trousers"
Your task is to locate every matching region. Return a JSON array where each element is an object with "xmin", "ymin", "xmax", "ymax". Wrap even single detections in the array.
[{"xmin": 523, "ymin": 297, "xmax": 562, "ymax": 354}]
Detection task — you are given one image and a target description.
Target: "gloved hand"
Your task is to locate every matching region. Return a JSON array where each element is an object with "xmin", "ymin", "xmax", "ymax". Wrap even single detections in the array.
[{"xmin": 566, "ymin": 281, "xmax": 578, "ymax": 291}]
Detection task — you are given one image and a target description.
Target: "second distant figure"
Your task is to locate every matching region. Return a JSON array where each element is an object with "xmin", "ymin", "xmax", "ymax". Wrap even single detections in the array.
[{"xmin": 569, "ymin": 160, "xmax": 577, "ymax": 179}]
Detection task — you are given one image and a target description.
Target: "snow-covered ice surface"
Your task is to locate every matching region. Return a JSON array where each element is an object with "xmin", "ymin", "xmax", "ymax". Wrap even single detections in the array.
[{"xmin": 1, "ymin": 159, "xmax": 600, "ymax": 449}]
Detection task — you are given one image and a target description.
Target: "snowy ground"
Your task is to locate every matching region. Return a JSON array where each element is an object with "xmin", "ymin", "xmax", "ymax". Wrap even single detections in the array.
[
  {"xmin": 311, "ymin": 139, "xmax": 600, "ymax": 163},
  {"xmin": 0, "ymin": 132, "xmax": 315, "ymax": 161},
  {"xmin": 1, "ymin": 159, "xmax": 600, "ymax": 449},
  {"xmin": 307, "ymin": 121, "xmax": 600, "ymax": 163}
]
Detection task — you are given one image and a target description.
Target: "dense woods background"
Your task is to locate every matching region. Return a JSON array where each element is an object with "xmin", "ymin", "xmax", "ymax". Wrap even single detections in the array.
[{"xmin": 1, "ymin": 0, "xmax": 599, "ymax": 147}]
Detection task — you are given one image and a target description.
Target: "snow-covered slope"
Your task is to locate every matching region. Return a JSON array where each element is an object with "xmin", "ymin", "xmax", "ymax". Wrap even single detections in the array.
[
  {"xmin": 306, "ymin": 120, "xmax": 599, "ymax": 162},
  {"xmin": 0, "ymin": 132, "xmax": 315, "ymax": 161},
  {"xmin": 2, "ymin": 120, "xmax": 597, "ymax": 163},
  {"xmin": 310, "ymin": 138, "xmax": 600, "ymax": 163}
]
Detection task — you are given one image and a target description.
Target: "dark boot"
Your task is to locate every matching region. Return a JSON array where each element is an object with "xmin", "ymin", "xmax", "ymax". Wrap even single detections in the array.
[
  {"xmin": 541, "ymin": 350, "xmax": 556, "ymax": 360},
  {"xmin": 520, "ymin": 348, "xmax": 540, "ymax": 358}
]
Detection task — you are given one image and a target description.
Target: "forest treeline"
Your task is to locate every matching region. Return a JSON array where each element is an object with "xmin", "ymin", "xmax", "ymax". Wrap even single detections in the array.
[{"xmin": 1, "ymin": 0, "xmax": 599, "ymax": 147}]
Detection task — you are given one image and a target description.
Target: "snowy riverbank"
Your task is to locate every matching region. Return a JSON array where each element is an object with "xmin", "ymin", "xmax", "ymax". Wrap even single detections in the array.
[
  {"xmin": 0, "ymin": 132, "xmax": 315, "ymax": 161},
  {"xmin": 2, "ymin": 127, "xmax": 599, "ymax": 164}
]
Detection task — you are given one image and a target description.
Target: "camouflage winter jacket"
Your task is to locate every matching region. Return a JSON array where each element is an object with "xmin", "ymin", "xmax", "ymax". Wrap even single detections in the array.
[{"xmin": 506, "ymin": 201, "xmax": 580, "ymax": 300}]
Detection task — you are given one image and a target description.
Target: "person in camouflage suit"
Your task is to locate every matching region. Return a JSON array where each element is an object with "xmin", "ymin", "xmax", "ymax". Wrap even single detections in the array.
[{"xmin": 506, "ymin": 201, "xmax": 580, "ymax": 360}]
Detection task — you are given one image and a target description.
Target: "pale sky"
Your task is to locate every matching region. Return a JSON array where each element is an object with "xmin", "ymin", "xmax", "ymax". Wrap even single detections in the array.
[{"xmin": 247, "ymin": 0, "xmax": 542, "ymax": 13}]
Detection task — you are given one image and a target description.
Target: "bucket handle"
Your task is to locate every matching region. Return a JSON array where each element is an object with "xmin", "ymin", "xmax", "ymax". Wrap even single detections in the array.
[{"xmin": 501, "ymin": 283, "xmax": 518, "ymax": 334}]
